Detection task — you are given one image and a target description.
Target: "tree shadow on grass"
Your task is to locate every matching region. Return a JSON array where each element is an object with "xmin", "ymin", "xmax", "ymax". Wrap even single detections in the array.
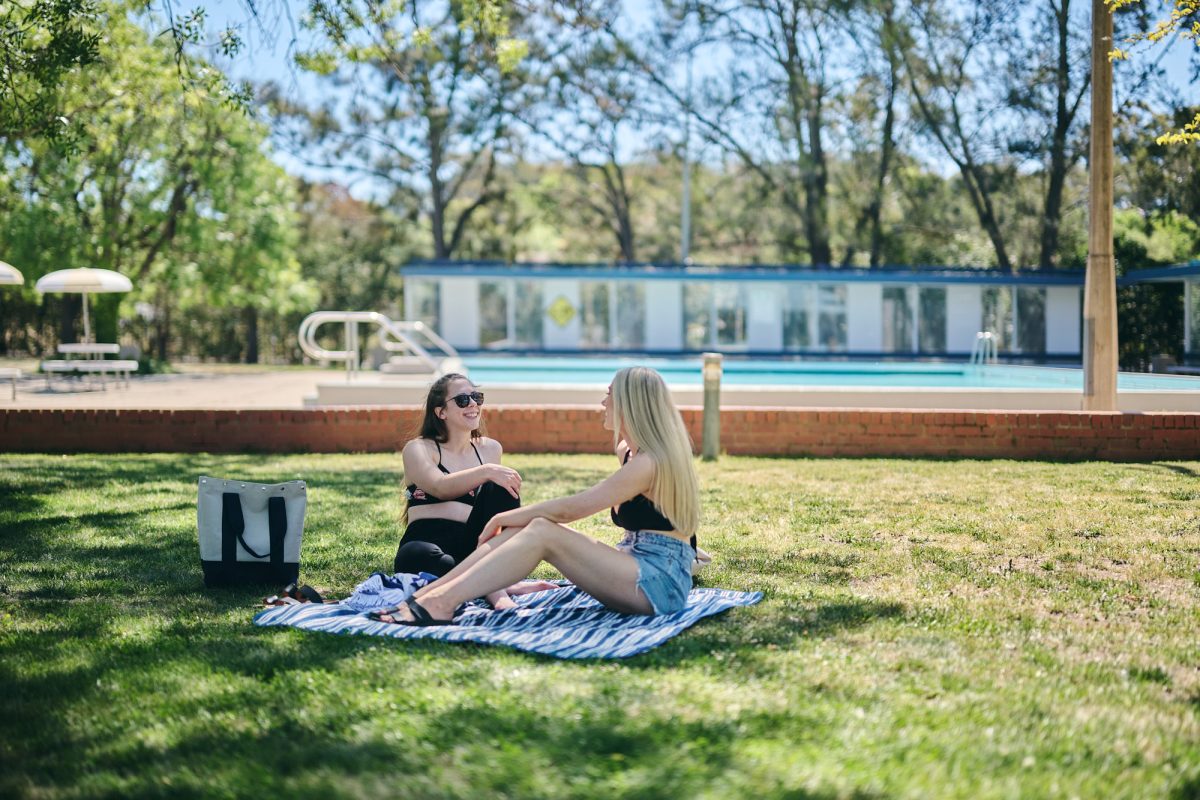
[
  {"xmin": 5, "ymin": 662, "xmax": 887, "ymax": 800},
  {"xmin": 1133, "ymin": 462, "xmax": 1200, "ymax": 480}
]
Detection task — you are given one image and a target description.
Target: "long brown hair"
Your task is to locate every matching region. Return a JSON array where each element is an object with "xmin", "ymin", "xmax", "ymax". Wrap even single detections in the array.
[{"xmin": 413, "ymin": 373, "xmax": 485, "ymax": 443}]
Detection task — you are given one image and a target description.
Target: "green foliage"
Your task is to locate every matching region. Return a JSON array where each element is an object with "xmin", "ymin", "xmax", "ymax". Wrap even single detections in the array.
[
  {"xmin": 1108, "ymin": 0, "xmax": 1200, "ymax": 144},
  {"xmin": 2, "ymin": 453, "xmax": 1199, "ymax": 797},
  {"xmin": 1113, "ymin": 209, "xmax": 1200, "ymax": 368},
  {"xmin": 0, "ymin": 2, "xmax": 311, "ymax": 360},
  {"xmin": 0, "ymin": 0, "xmax": 102, "ymax": 147},
  {"xmin": 285, "ymin": 0, "xmax": 531, "ymax": 259}
]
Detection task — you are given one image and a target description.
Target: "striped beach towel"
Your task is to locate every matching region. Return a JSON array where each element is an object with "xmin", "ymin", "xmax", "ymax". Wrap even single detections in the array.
[{"xmin": 253, "ymin": 583, "xmax": 762, "ymax": 660}]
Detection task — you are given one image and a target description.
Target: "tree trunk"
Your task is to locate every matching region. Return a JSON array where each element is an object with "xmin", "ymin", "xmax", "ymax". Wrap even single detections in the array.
[
  {"xmin": 155, "ymin": 299, "xmax": 170, "ymax": 362},
  {"xmin": 59, "ymin": 295, "xmax": 78, "ymax": 344},
  {"xmin": 243, "ymin": 306, "xmax": 259, "ymax": 364},
  {"xmin": 869, "ymin": 48, "xmax": 900, "ymax": 268},
  {"xmin": 961, "ymin": 160, "xmax": 1015, "ymax": 272},
  {"xmin": 802, "ymin": 96, "xmax": 832, "ymax": 267},
  {"xmin": 1040, "ymin": 0, "xmax": 1078, "ymax": 270}
]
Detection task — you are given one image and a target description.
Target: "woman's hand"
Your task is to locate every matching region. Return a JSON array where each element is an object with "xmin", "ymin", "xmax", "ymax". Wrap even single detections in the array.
[
  {"xmin": 478, "ymin": 512, "xmax": 518, "ymax": 546},
  {"xmin": 484, "ymin": 464, "xmax": 522, "ymax": 498}
]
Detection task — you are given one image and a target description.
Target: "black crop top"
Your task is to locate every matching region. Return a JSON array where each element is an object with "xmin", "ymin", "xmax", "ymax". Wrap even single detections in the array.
[
  {"xmin": 405, "ymin": 441, "xmax": 483, "ymax": 507},
  {"xmin": 610, "ymin": 449, "xmax": 675, "ymax": 532}
]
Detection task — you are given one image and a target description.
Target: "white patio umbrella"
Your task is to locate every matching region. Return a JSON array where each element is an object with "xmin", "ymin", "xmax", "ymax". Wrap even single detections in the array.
[
  {"xmin": 35, "ymin": 267, "xmax": 133, "ymax": 343},
  {"xmin": 0, "ymin": 261, "xmax": 24, "ymax": 286}
]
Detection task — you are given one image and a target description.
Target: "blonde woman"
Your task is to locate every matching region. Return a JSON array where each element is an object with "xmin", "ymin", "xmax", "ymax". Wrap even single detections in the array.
[{"xmin": 369, "ymin": 366, "xmax": 701, "ymax": 625}]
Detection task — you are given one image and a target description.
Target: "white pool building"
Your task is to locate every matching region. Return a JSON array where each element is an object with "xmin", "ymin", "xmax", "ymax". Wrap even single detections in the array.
[{"xmin": 402, "ymin": 261, "xmax": 1091, "ymax": 360}]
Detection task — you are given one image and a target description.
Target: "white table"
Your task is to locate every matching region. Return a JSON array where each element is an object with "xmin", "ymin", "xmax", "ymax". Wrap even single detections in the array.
[
  {"xmin": 43, "ymin": 343, "xmax": 135, "ymax": 389},
  {"xmin": 57, "ymin": 343, "xmax": 121, "ymax": 358}
]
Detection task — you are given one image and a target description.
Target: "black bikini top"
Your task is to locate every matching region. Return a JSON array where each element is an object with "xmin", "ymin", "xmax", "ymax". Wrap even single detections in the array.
[
  {"xmin": 610, "ymin": 449, "xmax": 675, "ymax": 532},
  {"xmin": 406, "ymin": 441, "xmax": 483, "ymax": 507}
]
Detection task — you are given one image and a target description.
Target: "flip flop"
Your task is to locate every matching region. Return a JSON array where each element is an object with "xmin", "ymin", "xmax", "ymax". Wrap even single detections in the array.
[{"xmin": 368, "ymin": 598, "xmax": 454, "ymax": 626}]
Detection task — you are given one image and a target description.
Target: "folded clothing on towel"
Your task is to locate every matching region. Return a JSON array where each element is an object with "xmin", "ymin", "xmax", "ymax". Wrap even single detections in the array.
[{"xmin": 342, "ymin": 571, "xmax": 438, "ymax": 612}]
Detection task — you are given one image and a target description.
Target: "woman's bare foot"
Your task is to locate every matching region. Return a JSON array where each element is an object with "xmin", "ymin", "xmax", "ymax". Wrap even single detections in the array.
[{"xmin": 490, "ymin": 593, "xmax": 518, "ymax": 611}]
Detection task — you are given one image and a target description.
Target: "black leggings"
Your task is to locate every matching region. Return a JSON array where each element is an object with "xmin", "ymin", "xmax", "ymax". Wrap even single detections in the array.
[{"xmin": 394, "ymin": 481, "xmax": 520, "ymax": 577}]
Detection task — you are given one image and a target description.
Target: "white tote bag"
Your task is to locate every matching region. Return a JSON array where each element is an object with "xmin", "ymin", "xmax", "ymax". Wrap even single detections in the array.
[{"xmin": 198, "ymin": 476, "xmax": 306, "ymax": 586}]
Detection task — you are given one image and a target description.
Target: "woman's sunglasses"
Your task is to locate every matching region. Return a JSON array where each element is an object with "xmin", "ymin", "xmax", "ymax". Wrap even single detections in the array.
[{"xmin": 447, "ymin": 391, "xmax": 485, "ymax": 408}]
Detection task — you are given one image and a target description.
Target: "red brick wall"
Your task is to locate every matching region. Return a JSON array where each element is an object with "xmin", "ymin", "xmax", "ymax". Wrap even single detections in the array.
[{"xmin": 2, "ymin": 406, "xmax": 1198, "ymax": 461}]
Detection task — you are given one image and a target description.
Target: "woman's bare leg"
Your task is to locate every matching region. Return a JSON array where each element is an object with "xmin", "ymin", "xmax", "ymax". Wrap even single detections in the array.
[
  {"xmin": 394, "ymin": 518, "xmax": 652, "ymax": 622},
  {"xmin": 410, "ymin": 525, "xmax": 524, "ymax": 601}
]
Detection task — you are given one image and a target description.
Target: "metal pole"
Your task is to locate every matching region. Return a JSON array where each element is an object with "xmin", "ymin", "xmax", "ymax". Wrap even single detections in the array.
[
  {"xmin": 1083, "ymin": 0, "xmax": 1118, "ymax": 410},
  {"xmin": 701, "ymin": 352, "xmax": 722, "ymax": 461},
  {"xmin": 82, "ymin": 292, "xmax": 90, "ymax": 343}
]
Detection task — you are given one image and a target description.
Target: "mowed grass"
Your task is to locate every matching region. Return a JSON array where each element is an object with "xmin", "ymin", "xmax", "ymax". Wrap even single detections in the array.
[{"xmin": 1, "ymin": 453, "xmax": 1198, "ymax": 799}]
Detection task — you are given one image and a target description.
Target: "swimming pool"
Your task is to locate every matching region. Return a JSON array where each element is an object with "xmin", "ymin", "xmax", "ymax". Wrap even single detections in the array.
[
  {"xmin": 461, "ymin": 356, "xmax": 1200, "ymax": 392},
  {"xmin": 310, "ymin": 356, "xmax": 1200, "ymax": 411}
]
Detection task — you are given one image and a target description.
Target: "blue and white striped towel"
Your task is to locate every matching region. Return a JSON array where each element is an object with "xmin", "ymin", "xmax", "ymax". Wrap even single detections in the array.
[{"xmin": 253, "ymin": 578, "xmax": 762, "ymax": 660}]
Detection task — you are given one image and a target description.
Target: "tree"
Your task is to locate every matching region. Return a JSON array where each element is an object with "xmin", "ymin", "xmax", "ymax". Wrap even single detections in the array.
[
  {"xmin": 0, "ymin": 3, "xmax": 310, "ymax": 359},
  {"xmin": 270, "ymin": 0, "xmax": 532, "ymax": 259},
  {"xmin": 900, "ymin": 0, "xmax": 1023, "ymax": 271},
  {"xmin": 626, "ymin": 0, "xmax": 865, "ymax": 266},
  {"xmin": 0, "ymin": 0, "xmax": 101, "ymax": 146},
  {"xmin": 1109, "ymin": 0, "xmax": 1200, "ymax": 144},
  {"xmin": 1006, "ymin": 0, "xmax": 1093, "ymax": 270},
  {"xmin": 520, "ymin": 1, "xmax": 655, "ymax": 262}
]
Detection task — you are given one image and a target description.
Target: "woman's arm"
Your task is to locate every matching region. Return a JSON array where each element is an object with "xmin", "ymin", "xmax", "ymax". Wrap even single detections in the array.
[
  {"xmin": 478, "ymin": 454, "xmax": 654, "ymax": 543},
  {"xmin": 402, "ymin": 438, "xmax": 521, "ymax": 499}
]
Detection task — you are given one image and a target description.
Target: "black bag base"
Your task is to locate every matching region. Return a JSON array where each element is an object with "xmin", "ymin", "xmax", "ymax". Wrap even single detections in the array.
[{"xmin": 202, "ymin": 559, "xmax": 299, "ymax": 587}]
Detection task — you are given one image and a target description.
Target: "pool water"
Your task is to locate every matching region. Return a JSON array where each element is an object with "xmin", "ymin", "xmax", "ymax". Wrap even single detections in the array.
[{"xmin": 462, "ymin": 356, "xmax": 1200, "ymax": 392}]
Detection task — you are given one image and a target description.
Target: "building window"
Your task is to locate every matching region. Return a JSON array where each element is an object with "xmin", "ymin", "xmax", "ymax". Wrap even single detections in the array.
[
  {"xmin": 981, "ymin": 287, "xmax": 1014, "ymax": 352},
  {"xmin": 817, "ymin": 284, "xmax": 847, "ymax": 351},
  {"xmin": 1190, "ymin": 282, "xmax": 1200, "ymax": 355},
  {"xmin": 714, "ymin": 283, "xmax": 748, "ymax": 346},
  {"xmin": 882, "ymin": 286, "xmax": 914, "ymax": 353},
  {"xmin": 783, "ymin": 284, "xmax": 812, "ymax": 349},
  {"xmin": 580, "ymin": 282, "xmax": 609, "ymax": 349},
  {"xmin": 407, "ymin": 279, "xmax": 440, "ymax": 332},
  {"xmin": 513, "ymin": 280, "xmax": 543, "ymax": 347},
  {"xmin": 683, "ymin": 284, "xmax": 712, "ymax": 349},
  {"xmin": 919, "ymin": 288, "xmax": 947, "ymax": 353},
  {"xmin": 479, "ymin": 281, "xmax": 508, "ymax": 347},
  {"xmin": 614, "ymin": 283, "xmax": 645, "ymax": 349},
  {"xmin": 1017, "ymin": 287, "xmax": 1046, "ymax": 354}
]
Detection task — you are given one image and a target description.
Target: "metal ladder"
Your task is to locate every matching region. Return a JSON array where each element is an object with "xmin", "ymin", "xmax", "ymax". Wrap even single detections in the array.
[
  {"xmin": 969, "ymin": 331, "xmax": 998, "ymax": 366},
  {"xmin": 297, "ymin": 311, "xmax": 463, "ymax": 381}
]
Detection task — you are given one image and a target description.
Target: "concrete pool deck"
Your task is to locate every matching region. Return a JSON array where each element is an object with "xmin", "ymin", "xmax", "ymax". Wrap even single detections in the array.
[
  {"xmin": 3, "ymin": 361, "xmax": 1200, "ymax": 412},
  {"xmin": 0, "ymin": 364, "xmax": 333, "ymax": 410}
]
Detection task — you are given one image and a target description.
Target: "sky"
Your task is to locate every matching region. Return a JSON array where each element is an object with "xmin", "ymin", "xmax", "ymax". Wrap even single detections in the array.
[{"xmin": 183, "ymin": 0, "xmax": 1199, "ymax": 200}]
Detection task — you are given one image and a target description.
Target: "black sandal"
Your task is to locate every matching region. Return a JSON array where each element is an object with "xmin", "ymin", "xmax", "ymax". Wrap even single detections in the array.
[
  {"xmin": 368, "ymin": 598, "xmax": 454, "ymax": 626},
  {"xmin": 280, "ymin": 582, "xmax": 326, "ymax": 603},
  {"xmin": 296, "ymin": 585, "xmax": 325, "ymax": 603}
]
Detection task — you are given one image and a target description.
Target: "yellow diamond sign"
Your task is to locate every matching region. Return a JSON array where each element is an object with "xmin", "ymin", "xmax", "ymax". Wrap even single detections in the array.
[{"xmin": 546, "ymin": 295, "xmax": 576, "ymax": 327}]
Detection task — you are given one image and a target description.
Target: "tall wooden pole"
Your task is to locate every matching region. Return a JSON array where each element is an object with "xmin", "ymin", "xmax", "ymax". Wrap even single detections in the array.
[{"xmin": 1083, "ymin": 0, "xmax": 1118, "ymax": 411}]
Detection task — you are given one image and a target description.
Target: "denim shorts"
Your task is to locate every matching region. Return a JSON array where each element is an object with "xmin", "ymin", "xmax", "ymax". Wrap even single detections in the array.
[{"xmin": 616, "ymin": 530, "xmax": 693, "ymax": 615}]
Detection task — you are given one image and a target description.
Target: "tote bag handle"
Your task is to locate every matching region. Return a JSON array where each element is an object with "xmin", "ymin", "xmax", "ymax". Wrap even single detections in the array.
[{"xmin": 221, "ymin": 493, "xmax": 288, "ymax": 566}]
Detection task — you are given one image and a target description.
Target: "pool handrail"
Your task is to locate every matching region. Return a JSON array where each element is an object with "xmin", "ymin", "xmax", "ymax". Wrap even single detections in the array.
[
  {"xmin": 970, "ymin": 331, "xmax": 998, "ymax": 366},
  {"xmin": 298, "ymin": 311, "xmax": 461, "ymax": 380}
]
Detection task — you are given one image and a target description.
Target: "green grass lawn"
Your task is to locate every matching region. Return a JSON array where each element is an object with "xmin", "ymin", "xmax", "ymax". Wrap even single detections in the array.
[{"xmin": 1, "ymin": 453, "xmax": 1198, "ymax": 799}]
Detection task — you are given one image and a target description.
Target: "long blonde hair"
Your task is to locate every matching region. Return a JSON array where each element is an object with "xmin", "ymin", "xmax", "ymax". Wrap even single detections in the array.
[{"xmin": 610, "ymin": 366, "xmax": 700, "ymax": 538}]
